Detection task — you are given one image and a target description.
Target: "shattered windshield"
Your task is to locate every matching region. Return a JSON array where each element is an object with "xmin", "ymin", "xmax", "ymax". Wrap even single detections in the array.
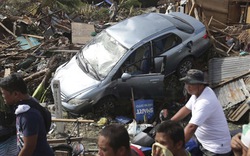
[{"xmin": 78, "ymin": 31, "xmax": 127, "ymax": 80}]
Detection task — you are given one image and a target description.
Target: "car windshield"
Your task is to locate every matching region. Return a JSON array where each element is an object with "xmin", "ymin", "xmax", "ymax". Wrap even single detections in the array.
[{"xmin": 78, "ymin": 31, "xmax": 127, "ymax": 80}]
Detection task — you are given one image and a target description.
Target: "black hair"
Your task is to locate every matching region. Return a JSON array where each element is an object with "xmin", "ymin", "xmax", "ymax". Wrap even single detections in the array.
[
  {"xmin": 0, "ymin": 73, "xmax": 28, "ymax": 94},
  {"xmin": 99, "ymin": 124, "xmax": 130, "ymax": 152},
  {"xmin": 156, "ymin": 120, "xmax": 185, "ymax": 147}
]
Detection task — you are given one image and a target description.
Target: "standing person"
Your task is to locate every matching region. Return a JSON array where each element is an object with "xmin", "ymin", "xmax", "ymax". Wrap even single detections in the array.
[
  {"xmin": 0, "ymin": 73, "xmax": 54, "ymax": 156},
  {"xmin": 152, "ymin": 120, "xmax": 191, "ymax": 156},
  {"xmin": 97, "ymin": 123, "xmax": 144, "ymax": 156},
  {"xmin": 0, "ymin": 95, "xmax": 18, "ymax": 156},
  {"xmin": 171, "ymin": 69, "xmax": 232, "ymax": 155}
]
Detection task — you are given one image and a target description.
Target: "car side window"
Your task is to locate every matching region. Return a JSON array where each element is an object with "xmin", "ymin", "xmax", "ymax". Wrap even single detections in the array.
[
  {"xmin": 153, "ymin": 33, "xmax": 181, "ymax": 56},
  {"xmin": 121, "ymin": 43, "xmax": 152, "ymax": 74}
]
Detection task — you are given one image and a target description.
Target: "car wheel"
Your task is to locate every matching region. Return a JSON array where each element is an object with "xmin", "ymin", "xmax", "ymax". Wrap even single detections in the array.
[
  {"xmin": 176, "ymin": 57, "xmax": 194, "ymax": 78},
  {"xmin": 94, "ymin": 97, "xmax": 116, "ymax": 117}
]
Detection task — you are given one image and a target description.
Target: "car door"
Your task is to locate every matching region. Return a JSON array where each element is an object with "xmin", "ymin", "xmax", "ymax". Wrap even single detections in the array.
[
  {"xmin": 152, "ymin": 33, "xmax": 188, "ymax": 75},
  {"xmin": 114, "ymin": 43, "xmax": 166, "ymax": 100}
]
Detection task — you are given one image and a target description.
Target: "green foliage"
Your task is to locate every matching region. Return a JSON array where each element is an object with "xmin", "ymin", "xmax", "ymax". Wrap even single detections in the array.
[
  {"xmin": 41, "ymin": 0, "xmax": 86, "ymax": 13},
  {"xmin": 91, "ymin": 7, "xmax": 110, "ymax": 22},
  {"xmin": 119, "ymin": 0, "xmax": 141, "ymax": 9}
]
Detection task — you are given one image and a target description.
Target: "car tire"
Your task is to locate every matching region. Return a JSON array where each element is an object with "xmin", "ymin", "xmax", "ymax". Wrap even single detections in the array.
[
  {"xmin": 94, "ymin": 97, "xmax": 116, "ymax": 117},
  {"xmin": 176, "ymin": 57, "xmax": 194, "ymax": 78}
]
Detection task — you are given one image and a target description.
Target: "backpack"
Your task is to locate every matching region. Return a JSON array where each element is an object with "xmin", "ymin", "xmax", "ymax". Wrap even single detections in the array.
[{"xmin": 18, "ymin": 97, "xmax": 52, "ymax": 133}]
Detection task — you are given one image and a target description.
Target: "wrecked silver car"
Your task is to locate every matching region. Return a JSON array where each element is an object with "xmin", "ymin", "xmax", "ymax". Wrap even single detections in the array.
[{"xmin": 51, "ymin": 12, "xmax": 211, "ymax": 116}]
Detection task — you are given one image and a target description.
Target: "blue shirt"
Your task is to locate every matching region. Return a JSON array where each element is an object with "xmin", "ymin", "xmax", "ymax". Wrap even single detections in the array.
[{"xmin": 16, "ymin": 107, "xmax": 54, "ymax": 156}]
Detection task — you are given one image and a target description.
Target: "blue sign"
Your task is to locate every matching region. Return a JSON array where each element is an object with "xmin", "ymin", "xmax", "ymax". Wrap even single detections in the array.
[{"xmin": 134, "ymin": 99, "xmax": 154, "ymax": 122}]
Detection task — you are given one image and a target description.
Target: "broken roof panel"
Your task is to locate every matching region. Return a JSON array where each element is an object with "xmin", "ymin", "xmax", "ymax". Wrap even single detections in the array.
[
  {"xmin": 245, "ymin": 76, "xmax": 250, "ymax": 92},
  {"xmin": 214, "ymin": 78, "xmax": 249, "ymax": 109},
  {"xmin": 208, "ymin": 55, "xmax": 250, "ymax": 85}
]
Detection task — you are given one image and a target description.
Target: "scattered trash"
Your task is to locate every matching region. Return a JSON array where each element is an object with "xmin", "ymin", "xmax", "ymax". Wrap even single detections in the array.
[
  {"xmin": 115, "ymin": 116, "xmax": 132, "ymax": 124},
  {"xmin": 97, "ymin": 117, "xmax": 108, "ymax": 126}
]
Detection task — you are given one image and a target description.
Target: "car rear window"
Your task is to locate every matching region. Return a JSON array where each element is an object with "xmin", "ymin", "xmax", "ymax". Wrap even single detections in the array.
[{"xmin": 165, "ymin": 16, "xmax": 194, "ymax": 34}]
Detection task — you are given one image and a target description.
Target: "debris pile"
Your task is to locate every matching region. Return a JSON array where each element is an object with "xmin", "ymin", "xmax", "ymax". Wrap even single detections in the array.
[{"xmin": 0, "ymin": 1, "xmax": 250, "ymax": 143}]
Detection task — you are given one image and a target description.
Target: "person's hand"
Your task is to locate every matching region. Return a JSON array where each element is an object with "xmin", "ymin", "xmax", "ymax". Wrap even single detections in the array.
[
  {"xmin": 231, "ymin": 133, "xmax": 248, "ymax": 156},
  {"xmin": 231, "ymin": 133, "xmax": 243, "ymax": 150}
]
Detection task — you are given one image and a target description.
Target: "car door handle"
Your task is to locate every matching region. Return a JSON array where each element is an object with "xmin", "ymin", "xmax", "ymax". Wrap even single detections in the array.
[{"xmin": 150, "ymin": 79, "xmax": 160, "ymax": 82}]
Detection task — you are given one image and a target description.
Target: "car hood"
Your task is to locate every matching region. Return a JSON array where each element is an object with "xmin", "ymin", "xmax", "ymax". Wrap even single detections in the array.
[{"xmin": 53, "ymin": 55, "xmax": 100, "ymax": 98}]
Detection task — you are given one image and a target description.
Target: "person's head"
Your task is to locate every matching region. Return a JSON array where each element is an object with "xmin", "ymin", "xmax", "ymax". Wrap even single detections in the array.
[
  {"xmin": 98, "ymin": 124, "xmax": 130, "ymax": 156},
  {"xmin": 0, "ymin": 73, "xmax": 28, "ymax": 105},
  {"xmin": 154, "ymin": 120, "xmax": 185, "ymax": 155},
  {"xmin": 179, "ymin": 69, "xmax": 207, "ymax": 96}
]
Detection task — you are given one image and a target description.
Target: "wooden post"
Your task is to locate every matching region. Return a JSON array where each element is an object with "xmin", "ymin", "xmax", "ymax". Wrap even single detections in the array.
[
  {"xmin": 52, "ymin": 80, "xmax": 64, "ymax": 133},
  {"xmin": 131, "ymin": 87, "xmax": 136, "ymax": 119}
]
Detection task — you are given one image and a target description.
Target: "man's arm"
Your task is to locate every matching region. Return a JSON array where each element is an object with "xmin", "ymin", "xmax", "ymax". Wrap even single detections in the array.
[
  {"xmin": 184, "ymin": 123, "xmax": 197, "ymax": 143},
  {"xmin": 171, "ymin": 106, "xmax": 191, "ymax": 122},
  {"xmin": 18, "ymin": 134, "xmax": 38, "ymax": 156}
]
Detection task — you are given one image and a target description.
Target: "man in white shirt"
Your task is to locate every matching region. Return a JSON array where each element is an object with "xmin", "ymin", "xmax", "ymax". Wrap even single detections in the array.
[{"xmin": 171, "ymin": 69, "xmax": 232, "ymax": 155}]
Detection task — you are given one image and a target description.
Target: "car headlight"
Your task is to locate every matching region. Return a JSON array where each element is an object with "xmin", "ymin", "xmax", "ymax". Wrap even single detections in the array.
[{"xmin": 67, "ymin": 98, "xmax": 94, "ymax": 106}]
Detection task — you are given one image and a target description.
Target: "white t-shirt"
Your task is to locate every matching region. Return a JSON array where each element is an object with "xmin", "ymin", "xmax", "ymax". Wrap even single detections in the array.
[{"xmin": 185, "ymin": 87, "xmax": 231, "ymax": 154}]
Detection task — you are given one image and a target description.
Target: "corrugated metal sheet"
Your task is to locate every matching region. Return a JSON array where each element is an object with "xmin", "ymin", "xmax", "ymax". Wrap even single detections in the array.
[
  {"xmin": 214, "ymin": 79, "xmax": 249, "ymax": 109},
  {"xmin": 208, "ymin": 55, "xmax": 250, "ymax": 85},
  {"xmin": 245, "ymin": 76, "xmax": 250, "ymax": 91},
  {"xmin": 209, "ymin": 56, "xmax": 250, "ymax": 121}
]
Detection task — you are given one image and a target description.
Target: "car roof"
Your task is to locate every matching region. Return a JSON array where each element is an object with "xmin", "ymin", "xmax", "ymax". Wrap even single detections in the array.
[
  {"xmin": 105, "ymin": 12, "xmax": 197, "ymax": 49},
  {"xmin": 106, "ymin": 13, "xmax": 176, "ymax": 49}
]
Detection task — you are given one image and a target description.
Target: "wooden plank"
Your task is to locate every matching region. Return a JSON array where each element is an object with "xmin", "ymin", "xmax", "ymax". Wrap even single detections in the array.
[
  {"xmin": 247, "ymin": 6, "xmax": 250, "ymax": 23},
  {"xmin": 4, "ymin": 68, "xmax": 11, "ymax": 77},
  {"xmin": 22, "ymin": 34, "xmax": 44, "ymax": 39},
  {"xmin": 52, "ymin": 118, "xmax": 94, "ymax": 123},
  {"xmin": 71, "ymin": 22, "xmax": 95, "ymax": 45},
  {"xmin": 48, "ymin": 136, "xmax": 83, "ymax": 144},
  {"xmin": 228, "ymin": 103, "xmax": 249, "ymax": 122}
]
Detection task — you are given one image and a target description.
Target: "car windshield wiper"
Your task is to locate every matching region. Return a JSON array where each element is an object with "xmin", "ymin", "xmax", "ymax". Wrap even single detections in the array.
[
  {"xmin": 88, "ymin": 64, "xmax": 101, "ymax": 81},
  {"xmin": 77, "ymin": 52, "xmax": 89, "ymax": 73},
  {"xmin": 77, "ymin": 52, "xmax": 101, "ymax": 80}
]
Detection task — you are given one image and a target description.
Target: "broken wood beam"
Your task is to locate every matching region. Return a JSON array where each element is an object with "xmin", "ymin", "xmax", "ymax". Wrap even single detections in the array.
[
  {"xmin": 213, "ymin": 38, "xmax": 238, "ymax": 55},
  {"xmin": 48, "ymin": 137, "xmax": 83, "ymax": 144},
  {"xmin": 24, "ymin": 69, "xmax": 48, "ymax": 82},
  {"xmin": 214, "ymin": 47, "xmax": 229, "ymax": 57},
  {"xmin": 52, "ymin": 118, "xmax": 94, "ymax": 123},
  {"xmin": 0, "ymin": 22, "xmax": 17, "ymax": 38},
  {"xmin": 208, "ymin": 16, "xmax": 213, "ymax": 26},
  {"xmin": 209, "ymin": 17, "xmax": 227, "ymax": 27},
  {"xmin": 22, "ymin": 34, "xmax": 44, "ymax": 39},
  {"xmin": 226, "ymin": 43, "xmax": 235, "ymax": 55},
  {"xmin": 211, "ymin": 26, "xmax": 238, "ymax": 40},
  {"xmin": 228, "ymin": 103, "xmax": 249, "ymax": 122},
  {"xmin": 189, "ymin": 0, "xmax": 195, "ymax": 16}
]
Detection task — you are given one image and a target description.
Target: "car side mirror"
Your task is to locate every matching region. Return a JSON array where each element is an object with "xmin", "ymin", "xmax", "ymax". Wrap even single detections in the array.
[{"xmin": 121, "ymin": 73, "xmax": 132, "ymax": 81}]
